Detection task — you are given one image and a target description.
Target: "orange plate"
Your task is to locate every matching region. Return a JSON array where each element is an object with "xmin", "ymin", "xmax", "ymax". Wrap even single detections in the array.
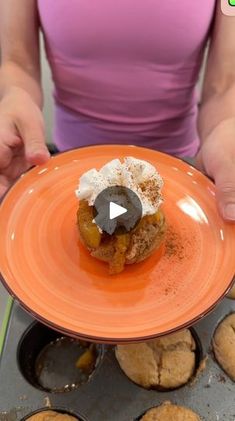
[{"xmin": 0, "ymin": 145, "xmax": 235, "ymax": 343}]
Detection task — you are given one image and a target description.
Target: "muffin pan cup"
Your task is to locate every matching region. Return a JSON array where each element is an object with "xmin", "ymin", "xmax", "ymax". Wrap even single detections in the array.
[
  {"xmin": 20, "ymin": 407, "xmax": 88, "ymax": 421},
  {"xmin": 17, "ymin": 322, "xmax": 104, "ymax": 393},
  {"xmin": 0, "ymin": 299, "xmax": 234, "ymax": 421}
]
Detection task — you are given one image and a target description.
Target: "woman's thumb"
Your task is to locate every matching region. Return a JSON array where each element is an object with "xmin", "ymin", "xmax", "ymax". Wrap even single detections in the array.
[
  {"xmin": 16, "ymin": 110, "xmax": 50, "ymax": 165},
  {"xmin": 214, "ymin": 162, "xmax": 235, "ymax": 221}
]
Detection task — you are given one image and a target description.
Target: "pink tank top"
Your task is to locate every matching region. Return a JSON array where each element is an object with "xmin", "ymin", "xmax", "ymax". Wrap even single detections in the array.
[{"xmin": 38, "ymin": 1, "xmax": 215, "ymax": 156}]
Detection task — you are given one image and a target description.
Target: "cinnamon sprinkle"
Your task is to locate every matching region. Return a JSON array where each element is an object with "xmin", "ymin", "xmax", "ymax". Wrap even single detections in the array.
[
  {"xmin": 139, "ymin": 178, "xmax": 161, "ymax": 205},
  {"xmin": 165, "ymin": 226, "xmax": 185, "ymax": 261}
]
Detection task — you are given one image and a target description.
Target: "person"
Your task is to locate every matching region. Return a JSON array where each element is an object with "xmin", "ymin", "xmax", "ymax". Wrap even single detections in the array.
[{"xmin": 0, "ymin": 0, "xmax": 235, "ymax": 221}]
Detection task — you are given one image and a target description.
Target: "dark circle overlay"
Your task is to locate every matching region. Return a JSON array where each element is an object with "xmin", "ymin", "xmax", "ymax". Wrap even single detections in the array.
[{"xmin": 94, "ymin": 186, "xmax": 142, "ymax": 235}]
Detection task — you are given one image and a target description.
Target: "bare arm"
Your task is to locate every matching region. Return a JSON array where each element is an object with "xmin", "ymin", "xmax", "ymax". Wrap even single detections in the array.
[
  {"xmin": 197, "ymin": 0, "xmax": 235, "ymax": 220},
  {"xmin": 0, "ymin": 0, "xmax": 43, "ymax": 106},
  {"xmin": 198, "ymin": 1, "xmax": 235, "ymax": 143},
  {"xmin": 0, "ymin": 0, "xmax": 49, "ymax": 197}
]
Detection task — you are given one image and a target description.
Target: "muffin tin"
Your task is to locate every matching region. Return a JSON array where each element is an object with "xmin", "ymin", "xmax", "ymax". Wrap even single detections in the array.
[
  {"xmin": 20, "ymin": 407, "xmax": 88, "ymax": 421},
  {"xmin": 18, "ymin": 323, "xmax": 104, "ymax": 394},
  {"xmin": 0, "ymin": 297, "xmax": 234, "ymax": 421}
]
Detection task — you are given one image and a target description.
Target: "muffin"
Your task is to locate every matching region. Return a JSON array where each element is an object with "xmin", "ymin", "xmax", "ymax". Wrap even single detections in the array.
[
  {"xmin": 76, "ymin": 157, "xmax": 166, "ymax": 274},
  {"xmin": 140, "ymin": 402, "xmax": 201, "ymax": 420},
  {"xmin": 115, "ymin": 329, "xmax": 196, "ymax": 389},
  {"xmin": 227, "ymin": 284, "xmax": 235, "ymax": 299},
  {"xmin": 27, "ymin": 411, "xmax": 78, "ymax": 421},
  {"xmin": 213, "ymin": 313, "xmax": 235, "ymax": 381}
]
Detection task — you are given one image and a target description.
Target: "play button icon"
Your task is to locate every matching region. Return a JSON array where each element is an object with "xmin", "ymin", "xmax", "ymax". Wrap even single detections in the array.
[
  {"xmin": 94, "ymin": 186, "xmax": 142, "ymax": 235},
  {"xmin": 109, "ymin": 202, "xmax": 127, "ymax": 220}
]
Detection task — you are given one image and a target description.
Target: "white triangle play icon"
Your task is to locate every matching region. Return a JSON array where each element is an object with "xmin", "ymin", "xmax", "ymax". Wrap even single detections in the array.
[{"xmin": 109, "ymin": 202, "xmax": 127, "ymax": 220}]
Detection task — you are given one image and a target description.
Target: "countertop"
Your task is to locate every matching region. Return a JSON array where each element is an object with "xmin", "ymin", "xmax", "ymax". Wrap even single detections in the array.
[{"xmin": 0, "ymin": 283, "xmax": 12, "ymax": 355}]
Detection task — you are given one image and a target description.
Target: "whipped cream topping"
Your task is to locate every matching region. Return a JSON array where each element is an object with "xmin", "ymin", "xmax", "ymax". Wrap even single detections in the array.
[{"xmin": 75, "ymin": 157, "xmax": 163, "ymax": 216}]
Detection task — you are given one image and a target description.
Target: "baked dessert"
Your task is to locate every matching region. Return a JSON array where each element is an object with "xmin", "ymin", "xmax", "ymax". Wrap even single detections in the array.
[
  {"xmin": 76, "ymin": 157, "xmax": 166, "ymax": 274},
  {"xmin": 115, "ymin": 329, "xmax": 196, "ymax": 389},
  {"xmin": 27, "ymin": 411, "xmax": 78, "ymax": 421},
  {"xmin": 213, "ymin": 313, "xmax": 235, "ymax": 381},
  {"xmin": 140, "ymin": 402, "xmax": 201, "ymax": 420},
  {"xmin": 227, "ymin": 284, "xmax": 235, "ymax": 299}
]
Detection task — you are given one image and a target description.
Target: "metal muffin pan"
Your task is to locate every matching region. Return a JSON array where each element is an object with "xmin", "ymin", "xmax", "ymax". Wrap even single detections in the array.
[
  {"xmin": 17, "ymin": 322, "xmax": 104, "ymax": 393},
  {"xmin": 0, "ymin": 299, "xmax": 234, "ymax": 421},
  {"xmin": 20, "ymin": 407, "xmax": 88, "ymax": 421}
]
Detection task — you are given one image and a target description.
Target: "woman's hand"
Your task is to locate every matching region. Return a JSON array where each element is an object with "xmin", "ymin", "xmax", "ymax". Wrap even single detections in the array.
[
  {"xmin": 196, "ymin": 118, "xmax": 235, "ymax": 222},
  {"xmin": 0, "ymin": 87, "xmax": 50, "ymax": 197}
]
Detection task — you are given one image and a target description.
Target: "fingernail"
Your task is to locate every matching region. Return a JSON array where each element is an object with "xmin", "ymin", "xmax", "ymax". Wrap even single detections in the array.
[
  {"xmin": 28, "ymin": 149, "xmax": 49, "ymax": 159},
  {"xmin": 27, "ymin": 150, "xmax": 50, "ymax": 166},
  {"xmin": 224, "ymin": 204, "xmax": 235, "ymax": 220}
]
